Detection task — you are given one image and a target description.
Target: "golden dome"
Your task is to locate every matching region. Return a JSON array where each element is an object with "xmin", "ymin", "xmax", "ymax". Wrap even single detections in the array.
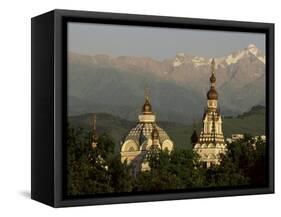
[{"xmin": 207, "ymin": 87, "xmax": 218, "ymax": 100}]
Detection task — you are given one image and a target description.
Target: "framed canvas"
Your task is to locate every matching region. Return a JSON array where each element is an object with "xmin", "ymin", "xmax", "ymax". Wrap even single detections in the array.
[{"xmin": 31, "ymin": 9, "xmax": 274, "ymax": 207}]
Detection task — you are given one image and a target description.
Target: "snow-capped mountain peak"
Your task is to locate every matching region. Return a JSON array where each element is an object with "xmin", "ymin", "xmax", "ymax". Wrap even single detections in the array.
[
  {"xmin": 223, "ymin": 44, "xmax": 265, "ymax": 65},
  {"xmin": 247, "ymin": 44, "xmax": 259, "ymax": 55},
  {"xmin": 246, "ymin": 44, "xmax": 265, "ymax": 64},
  {"xmin": 171, "ymin": 44, "xmax": 265, "ymax": 68}
]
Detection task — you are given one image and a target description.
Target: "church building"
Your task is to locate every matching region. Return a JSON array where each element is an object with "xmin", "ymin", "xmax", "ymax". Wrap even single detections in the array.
[
  {"xmin": 120, "ymin": 90, "xmax": 174, "ymax": 174},
  {"xmin": 193, "ymin": 59, "xmax": 227, "ymax": 168}
]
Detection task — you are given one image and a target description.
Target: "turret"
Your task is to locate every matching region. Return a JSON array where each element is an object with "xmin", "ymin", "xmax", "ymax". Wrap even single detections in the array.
[{"xmin": 193, "ymin": 58, "xmax": 227, "ymax": 168}]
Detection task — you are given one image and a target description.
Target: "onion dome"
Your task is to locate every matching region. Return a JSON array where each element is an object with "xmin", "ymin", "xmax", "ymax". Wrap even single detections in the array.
[{"xmin": 207, "ymin": 87, "xmax": 218, "ymax": 100}]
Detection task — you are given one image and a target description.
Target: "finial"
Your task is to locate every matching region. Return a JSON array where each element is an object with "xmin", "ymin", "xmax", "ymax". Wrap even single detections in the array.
[
  {"xmin": 142, "ymin": 87, "xmax": 153, "ymax": 114},
  {"xmin": 145, "ymin": 87, "xmax": 150, "ymax": 101},
  {"xmin": 209, "ymin": 58, "xmax": 216, "ymax": 85},
  {"xmin": 211, "ymin": 58, "xmax": 215, "ymax": 74}
]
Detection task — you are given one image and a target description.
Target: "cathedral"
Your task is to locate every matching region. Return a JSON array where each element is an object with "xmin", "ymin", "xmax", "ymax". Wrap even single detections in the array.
[
  {"xmin": 193, "ymin": 59, "xmax": 227, "ymax": 168},
  {"xmin": 120, "ymin": 91, "xmax": 174, "ymax": 174}
]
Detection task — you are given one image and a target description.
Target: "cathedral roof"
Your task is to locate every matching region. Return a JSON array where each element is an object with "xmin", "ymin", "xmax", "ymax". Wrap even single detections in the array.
[
  {"xmin": 125, "ymin": 122, "xmax": 171, "ymax": 146},
  {"xmin": 123, "ymin": 89, "xmax": 172, "ymax": 147}
]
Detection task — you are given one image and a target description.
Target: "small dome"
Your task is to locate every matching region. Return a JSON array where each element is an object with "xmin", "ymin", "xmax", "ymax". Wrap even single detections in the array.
[
  {"xmin": 142, "ymin": 98, "xmax": 152, "ymax": 114},
  {"xmin": 207, "ymin": 87, "xmax": 218, "ymax": 100}
]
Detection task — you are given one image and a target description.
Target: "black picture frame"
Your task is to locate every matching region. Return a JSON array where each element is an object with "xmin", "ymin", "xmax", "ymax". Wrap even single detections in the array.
[{"xmin": 31, "ymin": 9, "xmax": 274, "ymax": 207}]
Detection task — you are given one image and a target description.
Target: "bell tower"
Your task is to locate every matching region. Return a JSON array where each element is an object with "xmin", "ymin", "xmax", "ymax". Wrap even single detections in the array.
[{"xmin": 193, "ymin": 59, "xmax": 227, "ymax": 168}]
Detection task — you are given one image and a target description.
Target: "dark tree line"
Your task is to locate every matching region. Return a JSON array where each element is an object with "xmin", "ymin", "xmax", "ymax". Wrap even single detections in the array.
[{"xmin": 67, "ymin": 126, "xmax": 267, "ymax": 196}]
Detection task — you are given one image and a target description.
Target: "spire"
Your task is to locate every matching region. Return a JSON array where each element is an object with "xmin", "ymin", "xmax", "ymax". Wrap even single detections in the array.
[
  {"xmin": 91, "ymin": 114, "xmax": 98, "ymax": 148},
  {"xmin": 211, "ymin": 58, "xmax": 215, "ymax": 73},
  {"xmin": 207, "ymin": 58, "xmax": 218, "ymax": 100},
  {"xmin": 92, "ymin": 113, "xmax": 96, "ymax": 132},
  {"xmin": 142, "ymin": 87, "xmax": 153, "ymax": 114},
  {"xmin": 145, "ymin": 87, "xmax": 150, "ymax": 101},
  {"xmin": 210, "ymin": 58, "xmax": 216, "ymax": 86}
]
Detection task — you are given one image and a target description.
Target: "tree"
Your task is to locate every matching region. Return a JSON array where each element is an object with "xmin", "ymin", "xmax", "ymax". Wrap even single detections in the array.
[
  {"xmin": 67, "ymin": 124, "xmax": 267, "ymax": 194},
  {"xmin": 67, "ymin": 125, "xmax": 132, "ymax": 195},
  {"xmin": 108, "ymin": 155, "xmax": 133, "ymax": 192},
  {"xmin": 134, "ymin": 148, "xmax": 205, "ymax": 191},
  {"xmin": 204, "ymin": 136, "xmax": 267, "ymax": 187}
]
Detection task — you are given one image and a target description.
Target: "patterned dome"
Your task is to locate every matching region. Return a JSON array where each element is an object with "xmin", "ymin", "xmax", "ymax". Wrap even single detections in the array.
[{"xmin": 125, "ymin": 122, "xmax": 171, "ymax": 146}]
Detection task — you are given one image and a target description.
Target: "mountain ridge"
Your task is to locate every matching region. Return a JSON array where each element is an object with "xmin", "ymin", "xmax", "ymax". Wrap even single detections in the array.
[
  {"xmin": 68, "ymin": 105, "xmax": 266, "ymax": 150},
  {"xmin": 68, "ymin": 44, "xmax": 265, "ymax": 124}
]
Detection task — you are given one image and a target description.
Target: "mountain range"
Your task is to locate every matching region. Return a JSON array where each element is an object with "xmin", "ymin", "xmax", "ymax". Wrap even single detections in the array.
[
  {"xmin": 69, "ymin": 105, "xmax": 266, "ymax": 150},
  {"xmin": 68, "ymin": 44, "xmax": 265, "ymax": 124}
]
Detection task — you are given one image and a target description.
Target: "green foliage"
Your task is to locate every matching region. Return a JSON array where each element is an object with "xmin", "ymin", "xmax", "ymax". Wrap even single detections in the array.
[
  {"xmin": 202, "ymin": 136, "xmax": 267, "ymax": 188},
  {"xmin": 67, "ymin": 125, "xmax": 267, "ymax": 196},
  {"xmin": 67, "ymin": 124, "xmax": 132, "ymax": 195},
  {"xmin": 133, "ymin": 149, "xmax": 206, "ymax": 191},
  {"xmin": 107, "ymin": 155, "xmax": 134, "ymax": 192}
]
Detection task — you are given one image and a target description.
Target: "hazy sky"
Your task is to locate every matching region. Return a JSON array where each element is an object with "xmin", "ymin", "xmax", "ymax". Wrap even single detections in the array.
[{"xmin": 68, "ymin": 22, "xmax": 265, "ymax": 60}]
